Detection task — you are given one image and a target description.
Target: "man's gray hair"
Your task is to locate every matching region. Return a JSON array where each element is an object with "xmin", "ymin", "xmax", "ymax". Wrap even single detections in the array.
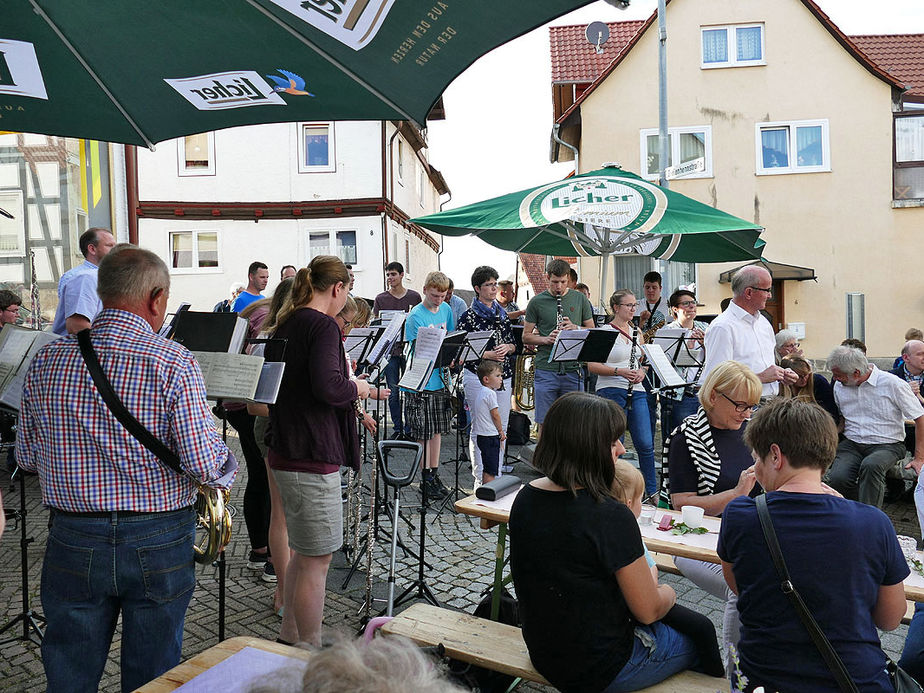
[
  {"xmin": 827, "ymin": 345, "xmax": 870, "ymax": 375},
  {"xmin": 97, "ymin": 245, "xmax": 170, "ymax": 305},
  {"xmin": 730, "ymin": 265, "xmax": 766, "ymax": 297}
]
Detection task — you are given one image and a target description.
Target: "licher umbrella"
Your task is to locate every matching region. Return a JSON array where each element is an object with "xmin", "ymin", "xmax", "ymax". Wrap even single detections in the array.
[
  {"xmin": 411, "ymin": 165, "xmax": 765, "ymax": 298},
  {"xmin": 2, "ymin": 0, "xmax": 599, "ymax": 147}
]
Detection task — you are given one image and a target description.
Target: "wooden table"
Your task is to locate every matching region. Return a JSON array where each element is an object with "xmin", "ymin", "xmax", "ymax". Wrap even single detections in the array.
[
  {"xmin": 136, "ymin": 636, "xmax": 311, "ymax": 692},
  {"xmin": 456, "ymin": 493, "xmax": 924, "ymax": 604}
]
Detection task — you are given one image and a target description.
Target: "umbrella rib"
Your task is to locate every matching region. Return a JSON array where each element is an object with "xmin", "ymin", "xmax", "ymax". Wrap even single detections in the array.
[
  {"xmin": 29, "ymin": 1, "xmax": 155, "ymax": 149},
  {"xmin": 244, "ymin": 0, "xmax": 418, "ymax": 124},
  {"xmin": 514, "ymin": 229, "xmax": 546, "ymax": 253}
]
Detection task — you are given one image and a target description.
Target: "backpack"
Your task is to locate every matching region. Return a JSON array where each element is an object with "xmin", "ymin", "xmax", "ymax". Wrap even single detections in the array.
[{"xmin": 506, "ymin": 411, "xmax": 531, "ymax": 447}]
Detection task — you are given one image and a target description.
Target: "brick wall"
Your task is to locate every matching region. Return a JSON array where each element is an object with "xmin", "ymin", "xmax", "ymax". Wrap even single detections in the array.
[{"xmin": 518, "ymin": 253, "xmax": 578, "ymax": 295}]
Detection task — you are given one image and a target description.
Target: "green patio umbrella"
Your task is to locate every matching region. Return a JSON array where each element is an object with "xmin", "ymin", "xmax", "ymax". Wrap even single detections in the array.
[
  {"xmin": 412, "ymin": 165, "xmax": 765, "ymax": 298},
  {"xmin": 1, "ymin": 0, "xmax": 597, "ymax": 147}
]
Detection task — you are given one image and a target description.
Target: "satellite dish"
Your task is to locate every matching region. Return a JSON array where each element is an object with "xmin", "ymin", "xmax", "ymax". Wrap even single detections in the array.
[{"xmin": 585, "ymin": 21, "xmax": 610, "ymax": 54}]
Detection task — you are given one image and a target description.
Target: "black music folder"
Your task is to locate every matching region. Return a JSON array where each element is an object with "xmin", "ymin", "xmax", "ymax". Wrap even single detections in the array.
[{"xmin": 172, "ymin": 311, "xmax": 249, "ymax": 354}]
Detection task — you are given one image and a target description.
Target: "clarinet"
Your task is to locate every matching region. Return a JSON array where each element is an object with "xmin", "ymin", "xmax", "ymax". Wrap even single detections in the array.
[
  {"xmin": 548, "ymin": 292, "xmax": 564, "ymax": 364},
  {"xmin": 625, "ymin": 319, "xmax": 639, "ymax": 412}
]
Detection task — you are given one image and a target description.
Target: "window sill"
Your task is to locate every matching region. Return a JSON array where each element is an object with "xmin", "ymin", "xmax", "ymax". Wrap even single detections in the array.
[
  {"xmin": 756, "ymin": 167, "xmax": 830, "ymax": 176},
  {"xmin": 701, "ymin": 61, "xmax": 766, "ymax": 70},
  {"xmin": 892, "ymin": 199, "xmax": 924, "ymax": 208}
]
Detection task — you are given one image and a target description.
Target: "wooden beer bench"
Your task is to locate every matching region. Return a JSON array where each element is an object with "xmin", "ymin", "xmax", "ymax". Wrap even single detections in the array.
[{"xmin": 382, "ymin": 603, "xmax": 725, "ymax": 692}]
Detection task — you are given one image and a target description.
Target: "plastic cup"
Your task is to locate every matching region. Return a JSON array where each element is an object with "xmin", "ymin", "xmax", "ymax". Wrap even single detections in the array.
[
  {"xmin": 639, "ymin": 505, "xmax": 656, "ymax": 526},
  {"xmin": 681, "ymin": 505, "xmax": 705, "ymax": 529},
  {"xmin": 898, "ymin": 535, "xmax": 918, "ymax": 560}
]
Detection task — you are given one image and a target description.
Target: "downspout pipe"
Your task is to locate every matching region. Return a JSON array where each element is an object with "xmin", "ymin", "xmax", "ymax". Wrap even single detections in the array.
[{"xmin": 552, "ymin": 122, "xmax": 579, "ymax": 175}]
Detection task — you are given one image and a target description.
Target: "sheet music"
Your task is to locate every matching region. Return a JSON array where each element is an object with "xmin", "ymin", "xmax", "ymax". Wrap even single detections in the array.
[
  {"xmin": 0, "ymin": 330, "xmax": 61, "ymax": 410},
  {"xmin": 0, "ymin": 326, "xmax": 38, "ymax": 391},
  {"xmin": 343, "ymin": 327, "xmax": 378, "ymax": 362},
  {"xmin": 378, "ymin": 310, "xmax": 405, "ymax": 323},
  {"xmin": 551, "ymin": 329, "xmax": 589, "ymax": 362},
  {"xmin": 652, "ymin": 327, "xmax": 702, "ymax": 368},
  {"xmin": 366, "ymin": 313, "xmax": 405, "ymax": 368},
  {"xmin": 252, "ymin": 362, "xmax": 286, "ymax": 404},
  {"xmin": 193, "ymin": 352, "xmax": 264, "ymax": 401},
  {"xmin": 398, "ymin": 326, "xmax": 444, "ymax": 391},
  {"xmin": 458, "ymin": 330, "xmax": 493, "ymax": 363},
  {"xmin": 640, "ymin": 344, "xmax": 687, "ymax": 389}
]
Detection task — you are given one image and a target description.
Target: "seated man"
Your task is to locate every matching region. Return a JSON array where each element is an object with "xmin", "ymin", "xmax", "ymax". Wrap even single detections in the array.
[
  {"xmin": 891, "ymin": 339, "xmax": 924, "ymax": 456},
  {"xmin": 825, "ymin": 345, "xmax": 924, "ymax": 507}
]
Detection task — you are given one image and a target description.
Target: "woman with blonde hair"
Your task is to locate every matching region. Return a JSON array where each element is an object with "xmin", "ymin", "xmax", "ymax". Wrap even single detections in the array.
[
  {"xmin": 780, "ymin": 355, "xmax": 839, "ymax": 421},
  {"xmin": 266, "ymin": 256, "xmax": 370, "ymax": 646},
  {"xmin": 660, "ymin": 360, "xmax": 762, "ymax": 675}
]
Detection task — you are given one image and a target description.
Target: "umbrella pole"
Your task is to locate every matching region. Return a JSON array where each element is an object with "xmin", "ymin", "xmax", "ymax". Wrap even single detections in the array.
[{"xmin": 599, "ymin": 251, "xmax": 610, "ymax": 309}]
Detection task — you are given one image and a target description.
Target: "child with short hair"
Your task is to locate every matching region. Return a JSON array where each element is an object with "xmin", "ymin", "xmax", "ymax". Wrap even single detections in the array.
[
  {"xmin": 471, "ymin": 359, "xmax": 506, "ymax": 486},
  {"xmin": 612, "ymin": 460, "xmax": 725, "ymax": 677}
]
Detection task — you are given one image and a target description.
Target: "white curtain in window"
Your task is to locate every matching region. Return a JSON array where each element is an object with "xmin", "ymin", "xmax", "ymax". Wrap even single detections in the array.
[
  {"xmin": 761, "ymin": 128, "xmax": 789, "ymax": 168},
  {"xmin": 197, "ymin": 232, "xmax": 218, "ymax": 268},
  {"xmin": 646, "ymin": 134, "xmax": 671, "ymax": 175},
  {"xmin": 896, "ymin": 117, "xmax": 924, "ymax": 163},
  {"xmin": 336, "ymin": 230, "xmax": 357, "ymax": 265},
  {"xmin": 171, "ymin": 233, "xmax": 192, "ymax": 268},
  {"xmin": 736, "ymin": 27, "xmax": 762, "ymax": 62},
  {"xmin": 679, "ymin": 132, "xmax": 705, "ymax": 163},
  {"xmin": 309, "ymin": 232, "xmax": 330, "ymax": 258},
  {"xmin": 795, "ymin": 126, "xmax": 823, "ymax": 167},
  {"xmin": 702, "ymin": 29, "xmax": 728, "ymax": 63}
]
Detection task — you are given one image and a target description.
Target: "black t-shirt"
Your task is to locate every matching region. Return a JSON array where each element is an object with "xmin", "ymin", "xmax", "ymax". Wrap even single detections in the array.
[
  {"xmin": 667, "ymin": 425, "xmax": 754, "ymax": 505},
  {"xmin": 509, "ymin": 484, "xmax": 644, "ymax": 693}
]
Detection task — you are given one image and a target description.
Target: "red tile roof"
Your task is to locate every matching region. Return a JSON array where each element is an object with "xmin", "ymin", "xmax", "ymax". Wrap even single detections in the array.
[
  {"xmin": 849, "ymin": 34, "xmax": 924, "ymax": 100},
  {"xmin": 550, "ymin": 20, "xmax": 646, "ymax": 84}
]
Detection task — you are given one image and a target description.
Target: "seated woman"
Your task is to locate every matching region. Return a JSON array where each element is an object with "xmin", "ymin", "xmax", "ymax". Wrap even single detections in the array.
[
  {"xmin": 779, "ymin": 355, "xmax": 839, "ymax": 422},
  {"xmin": 510, "ymin": 391, "xmax": 708, "ymax": 693},
  {"xmin": 660, "ymin": 360, "xmax": 762, "ymax": 674},
  {"xmin": 774, "ymin": 328, "xmax": 803, "ymax": 364},
  {"xmin": 589, "ymin": 289, "xmax": 657, "ymax": 496},
  {"xmin": 719, "ymin": 398, "xmax": 908, "ymax": 692}
]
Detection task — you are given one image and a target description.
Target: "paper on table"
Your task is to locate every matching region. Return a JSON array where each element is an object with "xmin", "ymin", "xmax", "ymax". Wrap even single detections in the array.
[
  {"xmin": 175, "ymin": 646, "xmax": 307, "ymax": 692},
  {"xmin": 473, "ymin": 485, "xmax": 522, "ymax": 513},
  {"xmin": 639, "ymin": 510, "xmax": 720, "ymax": 552}
]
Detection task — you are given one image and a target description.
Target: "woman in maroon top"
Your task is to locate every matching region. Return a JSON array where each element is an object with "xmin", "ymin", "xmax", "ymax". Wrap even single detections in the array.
[{"xmin": 266, "ymin": 256, "xmax": 370, "ymax": 646}]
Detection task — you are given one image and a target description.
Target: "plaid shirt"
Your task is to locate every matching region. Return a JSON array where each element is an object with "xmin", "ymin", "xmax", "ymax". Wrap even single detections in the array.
[{"xmin": 16, "ymin": 309, "xmax": 236, "ymax": 512}]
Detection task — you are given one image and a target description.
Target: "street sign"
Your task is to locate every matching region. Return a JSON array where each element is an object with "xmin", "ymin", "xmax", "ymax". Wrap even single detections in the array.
[{"xmin": 665, "ymin": 157, "xmax": 706, "ymax": 180}]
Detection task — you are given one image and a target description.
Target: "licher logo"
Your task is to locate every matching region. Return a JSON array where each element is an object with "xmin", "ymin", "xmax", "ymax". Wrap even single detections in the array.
[
  {"xmin": 164, "ymin": 71, "xmax": 286, "ymax": 111},
  {"xmin": 265, "ymin": 69, "xmax": 314, "ymax": 97},
  {"xmin": 267, "ymin": 0, "xmax": 396, "ymax": 50},
  {"xmin": 0, "ymin": 39, "xmax": 48, "ymax": 100}
]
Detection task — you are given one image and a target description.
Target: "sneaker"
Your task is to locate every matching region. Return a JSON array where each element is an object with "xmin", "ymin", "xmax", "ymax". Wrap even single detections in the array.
[
  {"xmin": 261, "ymin": 561, "xmax": 277, "ymax": 583},
  {"xmin": 247, "ymin": 550, "xmax": 268, "ymax": 570}
]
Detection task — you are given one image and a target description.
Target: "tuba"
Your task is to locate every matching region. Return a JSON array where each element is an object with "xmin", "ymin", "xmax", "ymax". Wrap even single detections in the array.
[
  {"xmin": 194, "ymin": 486, "xmax": 232, "ymax": 564},
  {"xmin": 514, "ymin": 353, "xmax": 535, "ymax": 411}
]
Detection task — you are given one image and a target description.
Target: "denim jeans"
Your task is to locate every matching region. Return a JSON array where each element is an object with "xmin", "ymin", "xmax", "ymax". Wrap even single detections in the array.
[
  {"xmin": 534, "ymin": 369, "xmax": 583, "ymax": 424},
  {"xmin": 598, "ymin": 387, "xmax": 657, "ymax": 496},
  {"xmin": 41, "ymin": 508, "xmax": 197, "ymax": 693},
  {"xmin": 383, "ymin": 354, "xmax": 407, "ymax": 434},
  {"xmin": 900, "ymin": 602, "xmax": 924, "ymax": 684},
  {"xmin": 602, "ymin": 622, "xmax": 699, "ymax": 692}
]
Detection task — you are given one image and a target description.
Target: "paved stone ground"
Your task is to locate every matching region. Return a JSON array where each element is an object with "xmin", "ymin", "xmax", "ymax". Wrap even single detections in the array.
[{"xmin": 0, "ymin": 422, "xmax": 916, "ymax": 692}]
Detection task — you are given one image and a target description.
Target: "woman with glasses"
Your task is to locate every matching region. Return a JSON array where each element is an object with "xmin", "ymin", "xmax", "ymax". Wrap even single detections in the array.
[
  {"xmin": 774, "ymin": 328, "xmax": 803, "ymax": 364},
  {"xmin": 660, "ymin": 360, "xmax": 762, "ymax": 676},
  {"xmin": 662, "ymin": 289, "xmax": 708, "ymax": 434},
  {"xmin": 588, "ymin": 289, "xmax": 658, "ymax": 496}
]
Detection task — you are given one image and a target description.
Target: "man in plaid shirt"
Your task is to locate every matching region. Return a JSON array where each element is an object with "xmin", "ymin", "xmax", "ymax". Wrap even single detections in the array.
[{"xmin": 16, "ymin": 245, "xmax": 237, "ymax": 692}]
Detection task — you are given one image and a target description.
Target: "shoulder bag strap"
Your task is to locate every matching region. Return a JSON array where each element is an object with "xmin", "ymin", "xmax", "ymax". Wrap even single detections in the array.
[
  {"xmin": 755, "ymin": 494, "xmax": 859, "ymax": 693},
  {"xmin": 76, "ymin": 329, "xmax": 185, "ymax": 477}
]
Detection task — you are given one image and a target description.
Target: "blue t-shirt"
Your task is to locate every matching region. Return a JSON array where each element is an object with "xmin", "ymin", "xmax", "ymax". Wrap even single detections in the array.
[
  {"xmin": 232, "ymin": 291, "xmax": 264, "ymax": 313},
  {"xmin": 52, "ymin": 260, "xmax": 102, "ymax": 335},
  {"xmin": 404, "ymin": 301, "xmax": 455, "ymax": 391},
  {"xmin": 717, "ymin": 492, "xmax": 909, "ymax": 692}
]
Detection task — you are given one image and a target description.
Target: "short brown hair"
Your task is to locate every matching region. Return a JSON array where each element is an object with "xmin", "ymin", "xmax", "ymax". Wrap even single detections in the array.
[
  {"xmin": 906, "ymin": 328, "xmax": 924, "ymax": 342},
  {"xmin": 546, "ymin": 259, "xmax": 570, "ymax": 278},
  {"xmin": 744, "ymin": 398, "xmax": 838, "ymax": 471},
  {"xmin": 533, "ymin": 392, "xmax": 626, "ymax": 502},
  {"xmin": 423, "ymin": 271, "xmax": 450, "ymax": 292},
  {"xmin": 476, "ymin": 359, "xmax": 502, "ymax": 381}
]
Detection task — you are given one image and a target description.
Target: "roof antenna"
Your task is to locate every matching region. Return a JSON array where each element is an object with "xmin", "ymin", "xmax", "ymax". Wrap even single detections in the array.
[{"xmin": 585, "ymin": 21, "xmax": 610, "ymax": 55}]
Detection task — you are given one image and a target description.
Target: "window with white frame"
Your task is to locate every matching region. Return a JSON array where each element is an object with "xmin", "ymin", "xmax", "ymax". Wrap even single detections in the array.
[
  {"xmin": 168, "ymin": 230, "xmax": 219, "ymax": 271},
  {"xmin": 177, "ymin": 132, "xmax": 215, "ymax": 176},
  {"xmin": 755, "ymin": 119, "xmax": 829, "ymax": 175},
  {"xmin": 0, "ymin": 190, "xmax": 25, "ymax": 257},
  {"xmin": 701, "ymin": 23, "xmax": 764, "ymax": 68},
  {"xmin": 639, "ymin": 126, "xmax": 713, "ymax": 179},
  {"xmin": 308, "ymin": 229, "xmax": 357, "ymax": 265},
  {"xmin": 298, "ymin": 122, "xmax": 335, "ymax": 173},
  {"xmin": 894, "ymin": 113, "xmax": 924, "ymax": 200}
]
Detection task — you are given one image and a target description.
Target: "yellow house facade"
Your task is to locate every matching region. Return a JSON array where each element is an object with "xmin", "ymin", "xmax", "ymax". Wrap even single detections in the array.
[{"xmin": 551, "ymin": 0, "xmax": 923, "ymax": 358}]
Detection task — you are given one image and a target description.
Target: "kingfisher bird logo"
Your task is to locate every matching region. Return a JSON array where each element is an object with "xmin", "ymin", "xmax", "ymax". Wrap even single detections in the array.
[{"xmin": 265, "ymin": 69, "xmax": 314, "ymax": 96}]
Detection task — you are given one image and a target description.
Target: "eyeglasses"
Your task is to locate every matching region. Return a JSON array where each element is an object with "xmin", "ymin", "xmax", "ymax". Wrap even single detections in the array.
[
  {"xmin": 675, "ymin": 300, "xmax": 696, "ymax": 308},
  {"xmin": 480, "ymin": 282, "xmax": 498, "ymax": 289},
  {"xmin": 718, "ymin": 391, "xmax": 758, "ymax": 413},
  {"xmin": 749, "ymin": 286, "xmax": 772, "ymax": 294},
  {"xmin": 619, "ymin": 303, "xmax": 639, "ymax": 309}
]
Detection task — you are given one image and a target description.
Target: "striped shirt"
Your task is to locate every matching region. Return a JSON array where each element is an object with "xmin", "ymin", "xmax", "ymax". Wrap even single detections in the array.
[
  {"xmin": 16, "ymin": 309, "xmax": 236, "ymax": 512},
  {"xmin": 835, "ymin": 365, "xmax": 924, "ymax": 445}
]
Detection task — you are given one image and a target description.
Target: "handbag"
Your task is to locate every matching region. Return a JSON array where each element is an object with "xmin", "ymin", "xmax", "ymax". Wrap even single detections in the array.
[
  {"xmin": 76, "ymin": 329, "xmax": 231, "ymax": 564},
  {"xmin": 756, "ymin": 494, "xmax": 921, "ymax": 693}
]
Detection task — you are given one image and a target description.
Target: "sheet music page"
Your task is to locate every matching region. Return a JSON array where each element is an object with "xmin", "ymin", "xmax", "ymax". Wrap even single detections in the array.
[
  {"xmin": 378, "ymin": 310, "xmax": 404, "ymax": 323},
  {"xmin": 193, "ymin": 352, "xmax": 264, "ymax": 401},
  {"xmin": 366, "ymin": 313, "xmax": 406, "ymax": 368},
  {"xmin": 640, "ymin": 344, "xmax": 687, "ymax": 388},
  {"xmin": 0, "ymin": 331, "xmax": 62, "ymax": 410},
  {"xmin": 551, "ymin": 329, "xmax": 589, "ymax": 361},
  {"xmin": 0, "ymin": 326, "xmax": 38, "ymax": 391},
  {"xmin": 652, "ymin": 327, "xmax": 702, "ymax": 367},
  {"xmin": 398, "ymin": 326, "xmax": 444, "ymax": 391},
  {"xmin": 459, "ymin": 330, "xmax": 493, "ymax": 363},
  {"xmin": 344, "ymin": 328, "xmax": 377, "ymax": 361},
  {"xmin": 252, "ymin": 362, "xmax": 286, "ymax": 404}
]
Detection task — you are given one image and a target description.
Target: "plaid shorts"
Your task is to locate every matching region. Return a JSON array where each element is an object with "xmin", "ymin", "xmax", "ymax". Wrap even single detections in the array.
[{"xmin": 405, "ymin": 390, "xmax": 454, "ymax": 439}]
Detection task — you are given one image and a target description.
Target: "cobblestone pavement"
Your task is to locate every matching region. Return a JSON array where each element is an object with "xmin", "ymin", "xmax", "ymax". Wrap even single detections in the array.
[{"xmin": 0, "ymin": 425, "xmax": 916, "ymax": 692}]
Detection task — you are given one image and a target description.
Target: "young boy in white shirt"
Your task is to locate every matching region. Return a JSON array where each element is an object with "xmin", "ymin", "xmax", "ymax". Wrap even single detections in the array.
[{"xmin": 471, "ymin": 360, "xmax": 506, "ymax": 486}]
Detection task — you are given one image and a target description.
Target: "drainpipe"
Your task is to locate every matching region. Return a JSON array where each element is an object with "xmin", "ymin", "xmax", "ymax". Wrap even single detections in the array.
[
  {"xmin": 383, "ymin": 123, "xmax": 400, "ymax": 291},
  {"xmin": 435, "ymin": 191, "xmax": 451, "ymax": 271},
  {"xmin": 552, "ymin": 122, "xmax": 579, "ymax": 175}
]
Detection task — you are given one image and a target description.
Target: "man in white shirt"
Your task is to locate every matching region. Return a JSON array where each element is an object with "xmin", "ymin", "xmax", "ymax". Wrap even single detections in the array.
[
  {"xmin": 700, "ymin": 265, "xmax": 797, "ymax": 398},
  {"xmin": 826, "ymin": 345, "xmax": 924, "ymax": 508}
]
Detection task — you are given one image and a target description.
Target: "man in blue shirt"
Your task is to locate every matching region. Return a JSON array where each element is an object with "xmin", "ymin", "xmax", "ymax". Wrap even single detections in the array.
[
  {"xmin": 231, "ymin": 261, "xmax": 269, "ymax": 312},
  {"xmin": 52, "ymin": 227, "xmax": 116, "ymax": 335}
]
